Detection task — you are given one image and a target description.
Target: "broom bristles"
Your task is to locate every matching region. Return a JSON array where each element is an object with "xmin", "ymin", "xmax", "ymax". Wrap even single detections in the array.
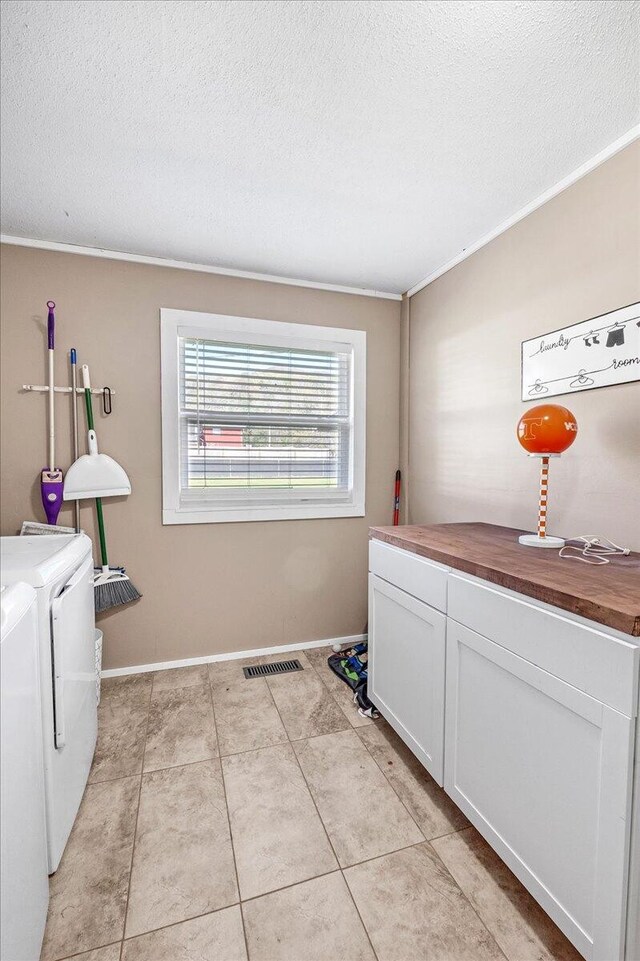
[{"xmin": 94, "ymin": 569, "xmax": 142, "ymax": 613}]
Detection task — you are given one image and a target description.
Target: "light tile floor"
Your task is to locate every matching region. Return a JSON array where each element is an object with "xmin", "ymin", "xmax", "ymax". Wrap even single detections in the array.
[{"xmin": 41, "ymin": 648, "xmax": 582, "ymax": 961}]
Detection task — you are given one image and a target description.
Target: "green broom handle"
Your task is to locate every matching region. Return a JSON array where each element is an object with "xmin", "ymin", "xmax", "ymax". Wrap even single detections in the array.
[
  {"xmin": 83, "ymin": 383, "xmax": 94, "ymax": 431},
  {"xmin": 94, "ymin": 497, "xmax": 109, "ymax": 568},
  {"xmin": 83, "ymin": 368, "xmax": 109, "ymax": 568}
]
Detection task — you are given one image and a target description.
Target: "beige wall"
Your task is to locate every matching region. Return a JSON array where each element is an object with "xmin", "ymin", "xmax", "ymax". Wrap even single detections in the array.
[
  {"xmin": 0, "ymin": 246, "xmax": 401, "ymax": 668},
  {"xmin": 2, "ymin": 143, "xmax": 637, "ymax": 669},
  {"xmin": 404, "ymin": 141, "xmax": 640, "ymax": 549}
]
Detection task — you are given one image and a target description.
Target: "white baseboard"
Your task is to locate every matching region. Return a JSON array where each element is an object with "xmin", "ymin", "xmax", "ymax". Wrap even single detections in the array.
[{"xmin": 100, "ymin": 633, "xmax": 367, "ymax": 678}]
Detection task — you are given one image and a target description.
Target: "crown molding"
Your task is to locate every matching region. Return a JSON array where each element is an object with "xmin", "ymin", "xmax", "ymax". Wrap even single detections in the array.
[
  {"xmin": 0, "ymin": 234, "xmax": 402, "ymax": 301},
  {"xmin": 405, "ymin": 124, "xmax": 640, "ymax": 298}
]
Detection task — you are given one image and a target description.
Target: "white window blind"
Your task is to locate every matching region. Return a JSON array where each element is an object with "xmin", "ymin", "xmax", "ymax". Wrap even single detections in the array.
[
  {"xmin": 180, "ymin": 338, "xmax": 351, "ymax": 493},
  {"xmin": 161, "ymin": 310, "xmax": 366, "ymax": 524}
]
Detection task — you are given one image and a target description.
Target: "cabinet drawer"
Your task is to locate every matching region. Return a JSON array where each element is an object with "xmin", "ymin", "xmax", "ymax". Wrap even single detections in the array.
[
  {"xmin": 369, "ymin": 539, "xmax": 448, "ymax": 612},
  {"xmin": 448, "ymin": 573, "xmax": 639, "ymax": 717}
]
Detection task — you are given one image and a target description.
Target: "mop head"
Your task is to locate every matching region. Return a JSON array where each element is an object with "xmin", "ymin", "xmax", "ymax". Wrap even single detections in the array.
[
  {"xmin": 94, "ymin": 566, "xmax": 142, "ymax": 613},
  {"xmin": 21, "ymin": 520, "xmax": 76, "ymax": 536}
]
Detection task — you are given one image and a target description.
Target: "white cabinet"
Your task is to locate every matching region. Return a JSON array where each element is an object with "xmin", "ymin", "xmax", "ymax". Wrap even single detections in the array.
[
  {"xmin": 367, "ymin": 538, "xmax": 640, "ymax": 961},
  {"xmin": 369, "ymin": 573, "xmax": 446, "ymax": 784},
  {"xmin": 445, "ymin": 617, "xmax": 634, "ymax": 961}
]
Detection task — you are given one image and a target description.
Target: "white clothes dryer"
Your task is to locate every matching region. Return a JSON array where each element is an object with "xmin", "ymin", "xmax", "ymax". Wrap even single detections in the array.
[
  {"xmin": 0, "ymin": 534, "xmax": 97, "ymax": 872},
  {"xmin": 1, "ymin": 582, "xmax": 49, "ymax": 961}
]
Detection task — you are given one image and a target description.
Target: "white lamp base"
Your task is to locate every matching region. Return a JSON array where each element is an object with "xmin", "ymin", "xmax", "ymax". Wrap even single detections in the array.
[{"xmin": 518, "ymin": 534, "xmax": 565, "ymax": 548}]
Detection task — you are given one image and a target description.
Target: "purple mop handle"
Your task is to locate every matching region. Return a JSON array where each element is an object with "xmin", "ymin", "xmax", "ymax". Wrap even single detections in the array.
[
  {"xmin": 47, "ymin": 301, "xmax": 55, "ymax": 348},
  {"xmin": 41, "ymin": 300, "xmax": 63, "ymax": 524}
]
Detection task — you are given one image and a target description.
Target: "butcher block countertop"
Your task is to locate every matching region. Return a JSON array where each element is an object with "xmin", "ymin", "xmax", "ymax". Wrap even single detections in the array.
[{"xmin": 369, "ymin": 522, "xmax": 640, "ymax": 637}]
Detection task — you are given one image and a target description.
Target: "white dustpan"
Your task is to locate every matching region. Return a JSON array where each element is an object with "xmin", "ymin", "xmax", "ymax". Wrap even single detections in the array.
[
  {"xmin": 64, "ymin": 429, "xmax": 131, "ymax": 499},
  {"xmin": 63, "ymin": 365, "xmax": 131, "ymax": 500}
]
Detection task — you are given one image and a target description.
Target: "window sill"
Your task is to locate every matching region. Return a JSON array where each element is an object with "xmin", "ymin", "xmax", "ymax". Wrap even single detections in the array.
[{"xmin": 162, "ymin": 501, "xmax": 366, "ymax": 525}]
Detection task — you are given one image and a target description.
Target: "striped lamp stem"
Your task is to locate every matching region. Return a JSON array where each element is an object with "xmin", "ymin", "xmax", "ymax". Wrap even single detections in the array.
[{"xmin": 537, "ymin": 456, "xmax": 550, "ymax": 539}]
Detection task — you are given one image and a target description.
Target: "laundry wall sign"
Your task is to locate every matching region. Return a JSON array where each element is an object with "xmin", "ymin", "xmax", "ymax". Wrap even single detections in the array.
[{"xmin": 521, "ymin": 302, "xmax": 640, "ymax": 401}]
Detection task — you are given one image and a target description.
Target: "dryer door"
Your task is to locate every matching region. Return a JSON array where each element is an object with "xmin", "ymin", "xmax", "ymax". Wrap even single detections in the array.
[{"xmin": 50, "ymin": 555, "xmax": 95, "ymax": 749}]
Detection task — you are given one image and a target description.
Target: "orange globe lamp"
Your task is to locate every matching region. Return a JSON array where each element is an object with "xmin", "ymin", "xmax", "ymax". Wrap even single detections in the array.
[{"xmin": 516, "ymin": 404, "xmax": 578, "ymax": 548}]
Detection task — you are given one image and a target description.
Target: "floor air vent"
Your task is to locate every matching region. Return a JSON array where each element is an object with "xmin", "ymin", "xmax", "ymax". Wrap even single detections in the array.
[{"xmin": 243, "ymin": 659, "xmax": 303, "ymax": 679}]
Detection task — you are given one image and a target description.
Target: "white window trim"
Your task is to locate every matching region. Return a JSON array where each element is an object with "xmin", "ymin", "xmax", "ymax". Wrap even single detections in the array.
[{"xmin": 160, "ymin": 308, "xmax": 366, "ymax": 524}]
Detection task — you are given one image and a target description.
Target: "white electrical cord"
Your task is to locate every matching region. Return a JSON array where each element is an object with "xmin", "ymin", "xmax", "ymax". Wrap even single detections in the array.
[{"xmin": 559, "ymin": 535, "xmax": 631, "ymax": 565}]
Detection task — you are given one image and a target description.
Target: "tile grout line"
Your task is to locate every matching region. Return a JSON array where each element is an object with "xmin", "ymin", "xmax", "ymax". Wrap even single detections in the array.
[
  {"xmin": 300, "ymin": 656, "xmax": 483, "ymax": 960},
  {"xmin": 262, "ymin": 669, "xmax": 381, "ymax": 961},
  {"xmin": 207, "ymin": 666, "xmax": 252, "ymax": 961},
  {"xmin": 66, "ymin": 677, "xmax": 151, "ymax": 961},
  {"xmin": 427, "ymin": 824, "xmax": 474, "ymax": 843},
  {"xmin": 327, "ymin": 647, "xmax": 466, "ymax": 843},
  {"xmin": 328, "ymin": 838, "xmax": 432, "ymax": 875},
  {"xmin": 118, "ymin": 672, "xmax": 155, "ymax": 958},
  {"xmin": 305, "ymin": 655, "xmax": 430, "ymax": 846},
  {"xmin": 338, "ymin": 839, "xmax": 507, "ymax": 961},
  {"xmin": 286, "ymin": 651, "xmax": 362, "ymax": 736},
  {"xmin": 210, "ymin": 671, "xmax": 290, "ymax": 755},
  {"xmin": 239, "ymin": 868, "xmax": 343, "ymax": 906},
  {"xmin": 117, "ymin": 671, "xmax": 237, "ymax": 950},
  {"xmin": 87, "ymin": 683, "xmax": 152, "ymax": 787},
  {"xmin": 423, "ymin": 841, "xmax": 511, "ymax": 961},
  {"xmin": 312, "ymin": 646, "xmax": 507, "ymax": 961},
  {"xmin": 264, "ymin": 653, "xmax": 451, "ymax": 960},
  {"xmin": 92, "ymin": 753, "xmax": 221, "ymax": 780},
  {"xmin": 304, "ymin": 653, "xmax": 368, "ymax": 731},
  {"xmin": 115, "ymin": 904, "xmax": 246, "ymax": 955},
  {"xmin": 55, "ymin": 939, "xmax": 123, "ymax": 961},
  {"xmin": 262, "ymin": 657, "xmax": 352, "ymax": 742},
  {"xmin": 351, "ymin": 725, "xmax": 435, "ymax": 841},
  {"xmin": 349, "ymin": 718, "xmax": 475, "ymax": 845},
  {"xmin": 305, "ymin": 647, "xmax": 393, "ymax": 738}
]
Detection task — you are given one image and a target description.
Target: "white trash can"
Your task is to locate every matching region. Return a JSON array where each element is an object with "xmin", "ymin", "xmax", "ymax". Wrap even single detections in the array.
[{"xmin": 95, "ymin": 629, "xmax": 103, "ymax": 705}]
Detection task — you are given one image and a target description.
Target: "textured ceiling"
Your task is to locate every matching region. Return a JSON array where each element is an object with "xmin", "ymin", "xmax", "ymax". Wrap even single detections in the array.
[{"xmin": 1, "ymin": 0, "xmax": 639, "ymax": 294}]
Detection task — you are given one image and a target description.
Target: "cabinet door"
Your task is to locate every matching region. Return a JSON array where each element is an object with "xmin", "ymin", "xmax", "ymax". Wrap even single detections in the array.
[
  {"xmin": 368, "ymin": 573, "xmax": 446, "ymax": 784},
  {"xmin": 445, "ymin": 619, "xmax": 634, "ymax": 961}
]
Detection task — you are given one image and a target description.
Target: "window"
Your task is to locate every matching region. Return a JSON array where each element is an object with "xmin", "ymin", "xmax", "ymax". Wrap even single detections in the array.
[{"xmin": 160, "ymin": 309, "xmax": 366, "ymax": 524}]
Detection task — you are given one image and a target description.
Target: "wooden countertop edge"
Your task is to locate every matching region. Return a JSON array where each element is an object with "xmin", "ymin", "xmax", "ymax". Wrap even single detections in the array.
[{"xmin": 369, "ymin": 528, "xmax": 640, "ymax": 637}]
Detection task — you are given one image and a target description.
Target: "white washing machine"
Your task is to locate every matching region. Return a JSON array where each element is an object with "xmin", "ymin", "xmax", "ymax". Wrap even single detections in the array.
[
  {"xmin": 0, "ymin": 534, "xmax": 97, "ymax": 873},
  {"xmin": 1, "ymin": 582, "xmax": 49, "ymax": 961}
]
